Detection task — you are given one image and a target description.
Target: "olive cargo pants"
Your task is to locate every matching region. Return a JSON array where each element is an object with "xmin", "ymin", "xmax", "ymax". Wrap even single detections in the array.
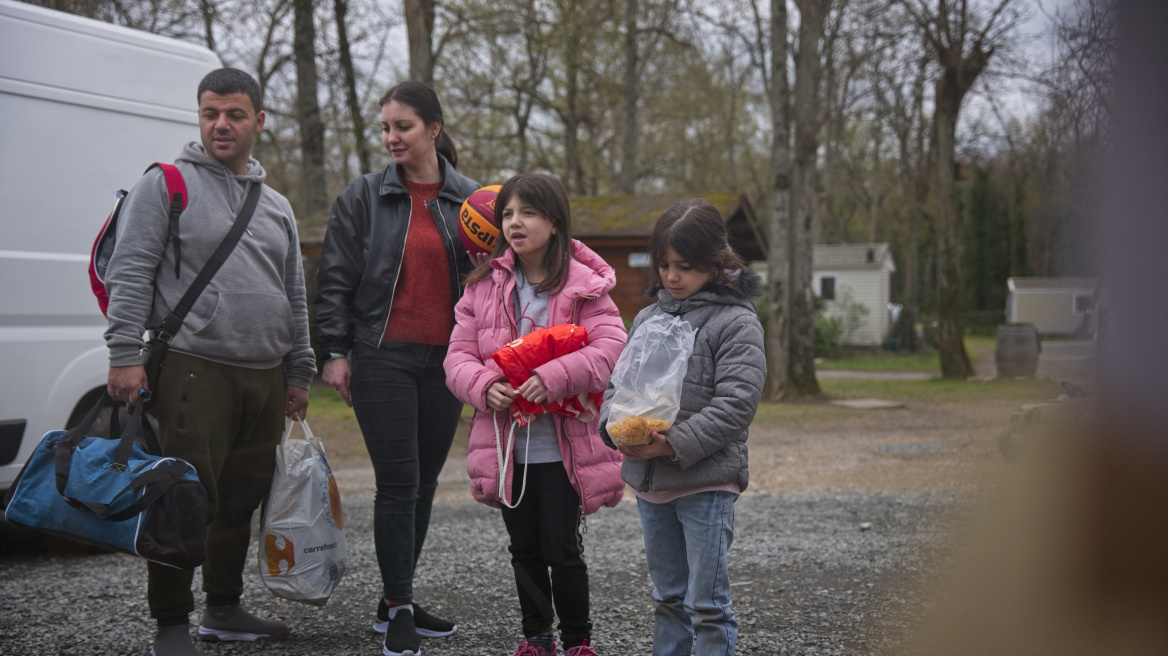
[{"xmin": 146, "ymin": 351, "xmax": 286, "ymax": 627}]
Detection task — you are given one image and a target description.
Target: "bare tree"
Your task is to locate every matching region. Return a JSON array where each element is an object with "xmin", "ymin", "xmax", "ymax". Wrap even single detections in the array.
[
  {"xmin": 760, "ymin": 0, "xmax": 791, "ymax": 400},
  {"xmin": 293, "ymin": 0, "xmax": 328, "ymax": 217},
  {"xmin": 618, "ymin": 0, "xmax": 639, "ymax": 194},
  {"xmin": 333, "ymin": 0, "xmax": 372, "ymax": 174},
  {"xmin": 198, "ymin": 0, "xmax": 217, "ymax": 51},
  {"xmin": 787, "ymin": 0, "xmax": 831, "ymax": 397},
  {"xmin": 898, "ymin": 0, "xmax": 1024, "ymax": 378},
  {"xmin": 404, "ymin": 0, "xmax": 436, "ymax": 83}
]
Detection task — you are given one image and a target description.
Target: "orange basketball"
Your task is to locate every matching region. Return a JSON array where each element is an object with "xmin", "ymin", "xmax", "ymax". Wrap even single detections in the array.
[{"xmin": 458, "ymin": 185, "xmax": 502, "ymax": 255}]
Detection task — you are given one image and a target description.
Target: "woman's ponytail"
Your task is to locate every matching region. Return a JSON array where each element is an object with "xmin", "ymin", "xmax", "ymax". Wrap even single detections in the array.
[{"xmin": 435, "ymin": 129, "xmax": 458, "ymax": 169}]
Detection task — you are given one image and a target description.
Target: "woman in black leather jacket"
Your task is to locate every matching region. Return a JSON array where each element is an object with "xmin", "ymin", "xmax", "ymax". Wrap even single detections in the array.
[{"xmin": 312, "ymin": 81, "xmax": 479, "ymax": 656}]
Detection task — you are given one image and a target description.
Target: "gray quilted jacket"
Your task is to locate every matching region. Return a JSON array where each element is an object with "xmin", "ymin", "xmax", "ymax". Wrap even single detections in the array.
[{"xmin": 600, "ymin": 271, "xmax": 765, "ymax": 493}]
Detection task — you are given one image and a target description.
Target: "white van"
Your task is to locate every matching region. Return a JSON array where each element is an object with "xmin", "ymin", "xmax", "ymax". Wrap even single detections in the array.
[{"xmin": 0, "ymin": 0, "xmax": 220, "ymax": 494}]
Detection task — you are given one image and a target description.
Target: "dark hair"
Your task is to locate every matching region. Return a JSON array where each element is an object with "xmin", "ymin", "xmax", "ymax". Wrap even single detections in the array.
[
  {"xmin": 648, "ymin": 198, "xmax": 748, "ymax": 289},
  {"xmin": 463, "ymin": 173, "xmax": 574, "ymax": 294},
  {"xmin": 380, "ymin": 81, "xmax": 458, "ymax": 168},
  {"xmin": 197, "ymin": 68, "xmax": 262, "ymax": 113}
]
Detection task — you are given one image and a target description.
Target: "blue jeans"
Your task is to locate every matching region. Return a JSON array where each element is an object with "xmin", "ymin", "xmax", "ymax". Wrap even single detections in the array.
[
  {"xmin": 637, "ymin": 491, "xmax": 738, "ymax": 656},
  {"xmin": 350, "ymin": 342, "xmax": 462, "ymax": 602}
]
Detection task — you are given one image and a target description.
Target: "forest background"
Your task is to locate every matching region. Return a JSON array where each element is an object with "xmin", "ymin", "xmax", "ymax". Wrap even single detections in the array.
[{"xmin": 24, "ymin": 0, "xmax": 1112, "ymax": 395}]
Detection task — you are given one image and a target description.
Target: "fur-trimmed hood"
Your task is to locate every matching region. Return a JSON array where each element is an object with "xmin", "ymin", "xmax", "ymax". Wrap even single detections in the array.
[{"xmin": 649, "ymin": 268, "xmax": 762, "ymax": 314}]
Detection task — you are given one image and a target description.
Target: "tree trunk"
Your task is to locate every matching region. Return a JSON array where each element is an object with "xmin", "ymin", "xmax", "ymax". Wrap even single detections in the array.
[
  {"xmin": 564, "ymin": 43, "xmax": 582, "ymax": 195},
  {"xmin": 898, "ymin": 49, "xmax": 930, "ymax": 350},
  {"xmin": 618, "ymin": 0, "xmax": 638, "ymax": 194},
  {"xmin": 334, "ymin": 0, "xmax": 371, "ymax": 175},
  {"xmin": 764, "ymin": 0, "xmax": 791, "ymax": 401},
  {"xmin": 293, "ymin": 0, "xmax": 328, "ymax": 218},
  {"xmin": 199, "ymin": 0, "xmax": 216, "ymax": 52},
  {"xmin": 931, "ymin": 31, "xmax": 992, "ymax": 378},
  {"xmin": 787, "ymin": 0, "xmax": 829, "ymax": 397},
  {"xmin": 933, "ymin": 91, "xmax": 974, "ymax": 377},
  {"xmin": 404, "ymin": 0, "xmax": 435, "ymax": 84}
]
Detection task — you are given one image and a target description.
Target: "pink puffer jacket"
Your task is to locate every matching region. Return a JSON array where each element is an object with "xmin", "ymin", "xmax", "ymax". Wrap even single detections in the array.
[{"xmin": 444, "ymin": 240, "xmax": 626, "ymax": 514}]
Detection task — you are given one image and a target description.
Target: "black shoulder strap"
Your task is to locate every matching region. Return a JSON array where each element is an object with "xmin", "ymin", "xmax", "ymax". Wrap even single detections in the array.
[
  {"xmin": 142, "ymin": 182, "xmax": 263, "ymax": 389},
  {"xmin": 157, "ymin": 182, "xmax": 263, "ymax": 341}
]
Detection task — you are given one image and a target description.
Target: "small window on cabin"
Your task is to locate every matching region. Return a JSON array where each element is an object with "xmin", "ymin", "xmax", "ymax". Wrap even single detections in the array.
[
  {"xmin": 820, "ymin": 276, "xmax": 836, "ymax": 300},
  {"xmin": 628, "ymin": 253, "xmax": 650, "ymax": 268},
  {"xmin": 1073, "ymin": 294, "xmax": 1093, "ymax": 315}
]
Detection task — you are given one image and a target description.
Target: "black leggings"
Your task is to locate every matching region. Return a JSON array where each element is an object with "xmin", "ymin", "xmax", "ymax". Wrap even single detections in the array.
[
  {"xmin": 500, "ymin": 462, "xmax": 592, "ymax": 648},
  {"xmin": 350, "ymin": 341, "xmax": 462, "ymax": 602}
]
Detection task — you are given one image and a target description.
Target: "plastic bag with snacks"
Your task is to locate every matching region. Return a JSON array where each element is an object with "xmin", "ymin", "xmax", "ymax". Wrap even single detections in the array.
[{"xmin": 605, "ymin": 314, "xmax": 696, "ymax": 445}]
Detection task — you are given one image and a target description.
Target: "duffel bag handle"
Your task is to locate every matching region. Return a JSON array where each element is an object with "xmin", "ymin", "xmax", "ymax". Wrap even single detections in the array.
[
  {"xmin": 52, "ymin": 390, "xmax": 194, "ymax": 523},
  {"xmin": 54, "ymin": 391, "xmax": 152, "ymax": 496}
]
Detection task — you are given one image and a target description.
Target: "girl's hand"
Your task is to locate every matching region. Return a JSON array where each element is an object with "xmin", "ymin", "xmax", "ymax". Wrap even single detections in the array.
[
  {"xmin": 322, "ymin": 358, "xmax": 352, "ymax": 407},
  {"xmin": 516, "ymin": 374, "xmax": 549, "ymax": 405},
  {"xmin": 486, "ymin": 380, "xmax": 517, "ymax": 412},
  {"xmin": 469, "ymin": 251, "xmax": 491, "ymax": 267},
  {"xmin": 616, "ymin": 431, "xmax": 676, "ymax": 461}
]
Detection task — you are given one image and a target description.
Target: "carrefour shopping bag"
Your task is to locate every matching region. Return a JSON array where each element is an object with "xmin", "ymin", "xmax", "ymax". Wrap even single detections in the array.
[
  {"xmin": 258, "ymin": 419, "xmax": 347, "ymax": 606},
  {"xmin": 605, "ymin": 313, "xmax": 696, "ymax": 445}
]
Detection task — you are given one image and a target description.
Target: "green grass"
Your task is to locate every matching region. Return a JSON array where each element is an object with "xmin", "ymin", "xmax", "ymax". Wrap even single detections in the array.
[
  {"xmin": 817, "ymin": 351, "xmax": 941, "ymax": 372},
  {"xmin": 817, "ymin": 335, "xmax": 996, "ymax": 372},
  {"xmin": 819, "ymin": 376, "xmax": 1061, "ymax": 403},
  {"xmin": 308, "ymin": 385, "xmax": 356, "ymax": 420}
]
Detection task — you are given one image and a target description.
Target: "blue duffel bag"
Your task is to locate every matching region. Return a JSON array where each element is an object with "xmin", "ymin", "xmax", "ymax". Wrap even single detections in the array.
[{"xmin": 3, "ymin": 392, "xmax": 207, "ymax": 569}]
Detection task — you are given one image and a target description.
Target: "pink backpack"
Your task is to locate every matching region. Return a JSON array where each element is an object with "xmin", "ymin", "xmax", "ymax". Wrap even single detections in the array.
[{"xmin": 88, "ymin": 163, "xmax": 187, "ymax": 316}]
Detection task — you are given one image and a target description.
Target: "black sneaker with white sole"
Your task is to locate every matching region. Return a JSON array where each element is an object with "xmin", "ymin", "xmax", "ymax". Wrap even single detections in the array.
[
  {"xmin": 382, "ymin": 604, "xmax": 422, "ymax": 656},
  {"xmin": 375, "ymin": 598, "xmax": 457, "ymax": 638}
]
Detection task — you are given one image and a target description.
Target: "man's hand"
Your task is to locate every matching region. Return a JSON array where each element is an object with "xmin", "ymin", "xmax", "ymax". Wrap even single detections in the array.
[
  {"xmin": 516, "ymin": 374, "xmax": 549, "ymax": 405},
  {"xmin": 617, "ymin": 431, "xmax": 676, "ymax": 461},
  {"xmin": 286, "ymin": 385, "xmax": 309, "ymax": 419},
  {"xmin": 486, "ymin": 380, "xmax": 517, "ymax": 412},
  {"xmin": 108, "ymin": 365, "xmax": 149, "ymax": 404},
  {"xmin": 322, "ymin": 358, "xmax": 352, "ymax": 407}
]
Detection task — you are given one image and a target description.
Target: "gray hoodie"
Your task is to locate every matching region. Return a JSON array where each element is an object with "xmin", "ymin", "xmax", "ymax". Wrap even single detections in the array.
[
  {"xmin": 104, "ymin": 143, "xmax": 316, "ymax": 388},
  {"xmin": 600, "ymin": 271, "xmax": 765, "ymax": 493}
]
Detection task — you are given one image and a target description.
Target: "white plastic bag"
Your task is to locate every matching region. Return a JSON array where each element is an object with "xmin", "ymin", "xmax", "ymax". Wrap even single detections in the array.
[
  {"xmin": 258, "ymin": 418, "xmax": 347, "ymax": 606},
  {"xmin": 605, "ymin": 314, "xmax": 697, "ymax": 445}
]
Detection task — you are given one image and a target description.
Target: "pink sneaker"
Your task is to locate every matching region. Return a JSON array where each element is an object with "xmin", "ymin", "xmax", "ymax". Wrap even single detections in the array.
[
  {"xmin": 565, "ymin": 639, "xmax": 599, "ymax": 656},
  {"xmin": 512, "ymin": 638, "xmax": 556, "ymax": 656}
]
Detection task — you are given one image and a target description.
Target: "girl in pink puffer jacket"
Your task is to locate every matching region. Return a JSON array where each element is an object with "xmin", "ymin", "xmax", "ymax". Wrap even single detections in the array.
[{"xmin": 444, "ymin": 172, "xmax": 626, "ymax": 656}]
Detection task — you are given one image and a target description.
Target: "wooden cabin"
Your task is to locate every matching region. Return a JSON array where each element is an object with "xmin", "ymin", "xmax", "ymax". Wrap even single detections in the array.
[{"xmin": 570, "ymin": 193, "xmax": 765, "ymax": 321}]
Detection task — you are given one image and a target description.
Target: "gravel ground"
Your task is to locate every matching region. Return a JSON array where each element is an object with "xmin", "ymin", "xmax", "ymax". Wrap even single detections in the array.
[
  {"xmin": 4, "ymin": 342, "xmax": 1091, "ymax": 655},
  {"xmin": 0, "ymin": 491, "xmax": 960, "ymax": 655}
]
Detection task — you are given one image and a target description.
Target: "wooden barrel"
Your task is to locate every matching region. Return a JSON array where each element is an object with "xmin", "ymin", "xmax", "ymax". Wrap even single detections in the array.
[{"xmin": 995, "ymin": 323, "xmax": 1041, "ymax": 378}]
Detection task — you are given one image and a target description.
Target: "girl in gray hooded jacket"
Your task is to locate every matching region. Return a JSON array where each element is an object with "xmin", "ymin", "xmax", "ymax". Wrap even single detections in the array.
[{"xmin": 599, "ymin": 198, "xmax": 765, "ymax": 656}]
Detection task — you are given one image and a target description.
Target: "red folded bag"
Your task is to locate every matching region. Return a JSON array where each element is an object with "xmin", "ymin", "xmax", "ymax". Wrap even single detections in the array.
[{"xmin": 491, "ymin": 324, "xmax": 604, "ymax": 427}]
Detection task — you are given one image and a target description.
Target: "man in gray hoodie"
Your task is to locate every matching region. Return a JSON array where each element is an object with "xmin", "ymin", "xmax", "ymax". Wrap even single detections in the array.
[{"xmin": 104, "ymin": 68, "xmax": 315, "ymax": 656}]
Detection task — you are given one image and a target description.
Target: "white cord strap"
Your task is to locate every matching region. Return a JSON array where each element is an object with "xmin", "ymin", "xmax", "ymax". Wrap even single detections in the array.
[{"xmin": 494, "ymin": 410, "xmax": 532, "ymax": 509}]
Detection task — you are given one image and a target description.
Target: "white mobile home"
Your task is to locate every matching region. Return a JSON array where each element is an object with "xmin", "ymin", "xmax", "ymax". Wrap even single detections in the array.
[
  {"xmin": 0, "ymin": 0, "xmax": 220, "ymax": 493},
  {"xmin": 1006, "ymin": 277, "xmax": 1098, "ymax": 336},
  {"xmin": 813, "ymin": 243, "xmax": 896, "ymax": 346}
]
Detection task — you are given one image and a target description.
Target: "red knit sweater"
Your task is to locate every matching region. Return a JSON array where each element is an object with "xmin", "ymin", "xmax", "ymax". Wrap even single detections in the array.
[{"xmin": 381, "ymin": 180, "xmax": 455, "ymax": 345}]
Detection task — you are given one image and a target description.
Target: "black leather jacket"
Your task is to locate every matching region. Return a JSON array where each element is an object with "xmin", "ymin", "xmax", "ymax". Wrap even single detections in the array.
[{"xmin": 313, "ymin": 156, "xmax": 480, "ymax": 355}]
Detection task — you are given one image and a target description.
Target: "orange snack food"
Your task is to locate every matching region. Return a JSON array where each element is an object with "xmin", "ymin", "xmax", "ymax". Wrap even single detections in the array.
[{"xmin": 608, "ymin": 416, "xmax": 670, "ymax": 445}]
